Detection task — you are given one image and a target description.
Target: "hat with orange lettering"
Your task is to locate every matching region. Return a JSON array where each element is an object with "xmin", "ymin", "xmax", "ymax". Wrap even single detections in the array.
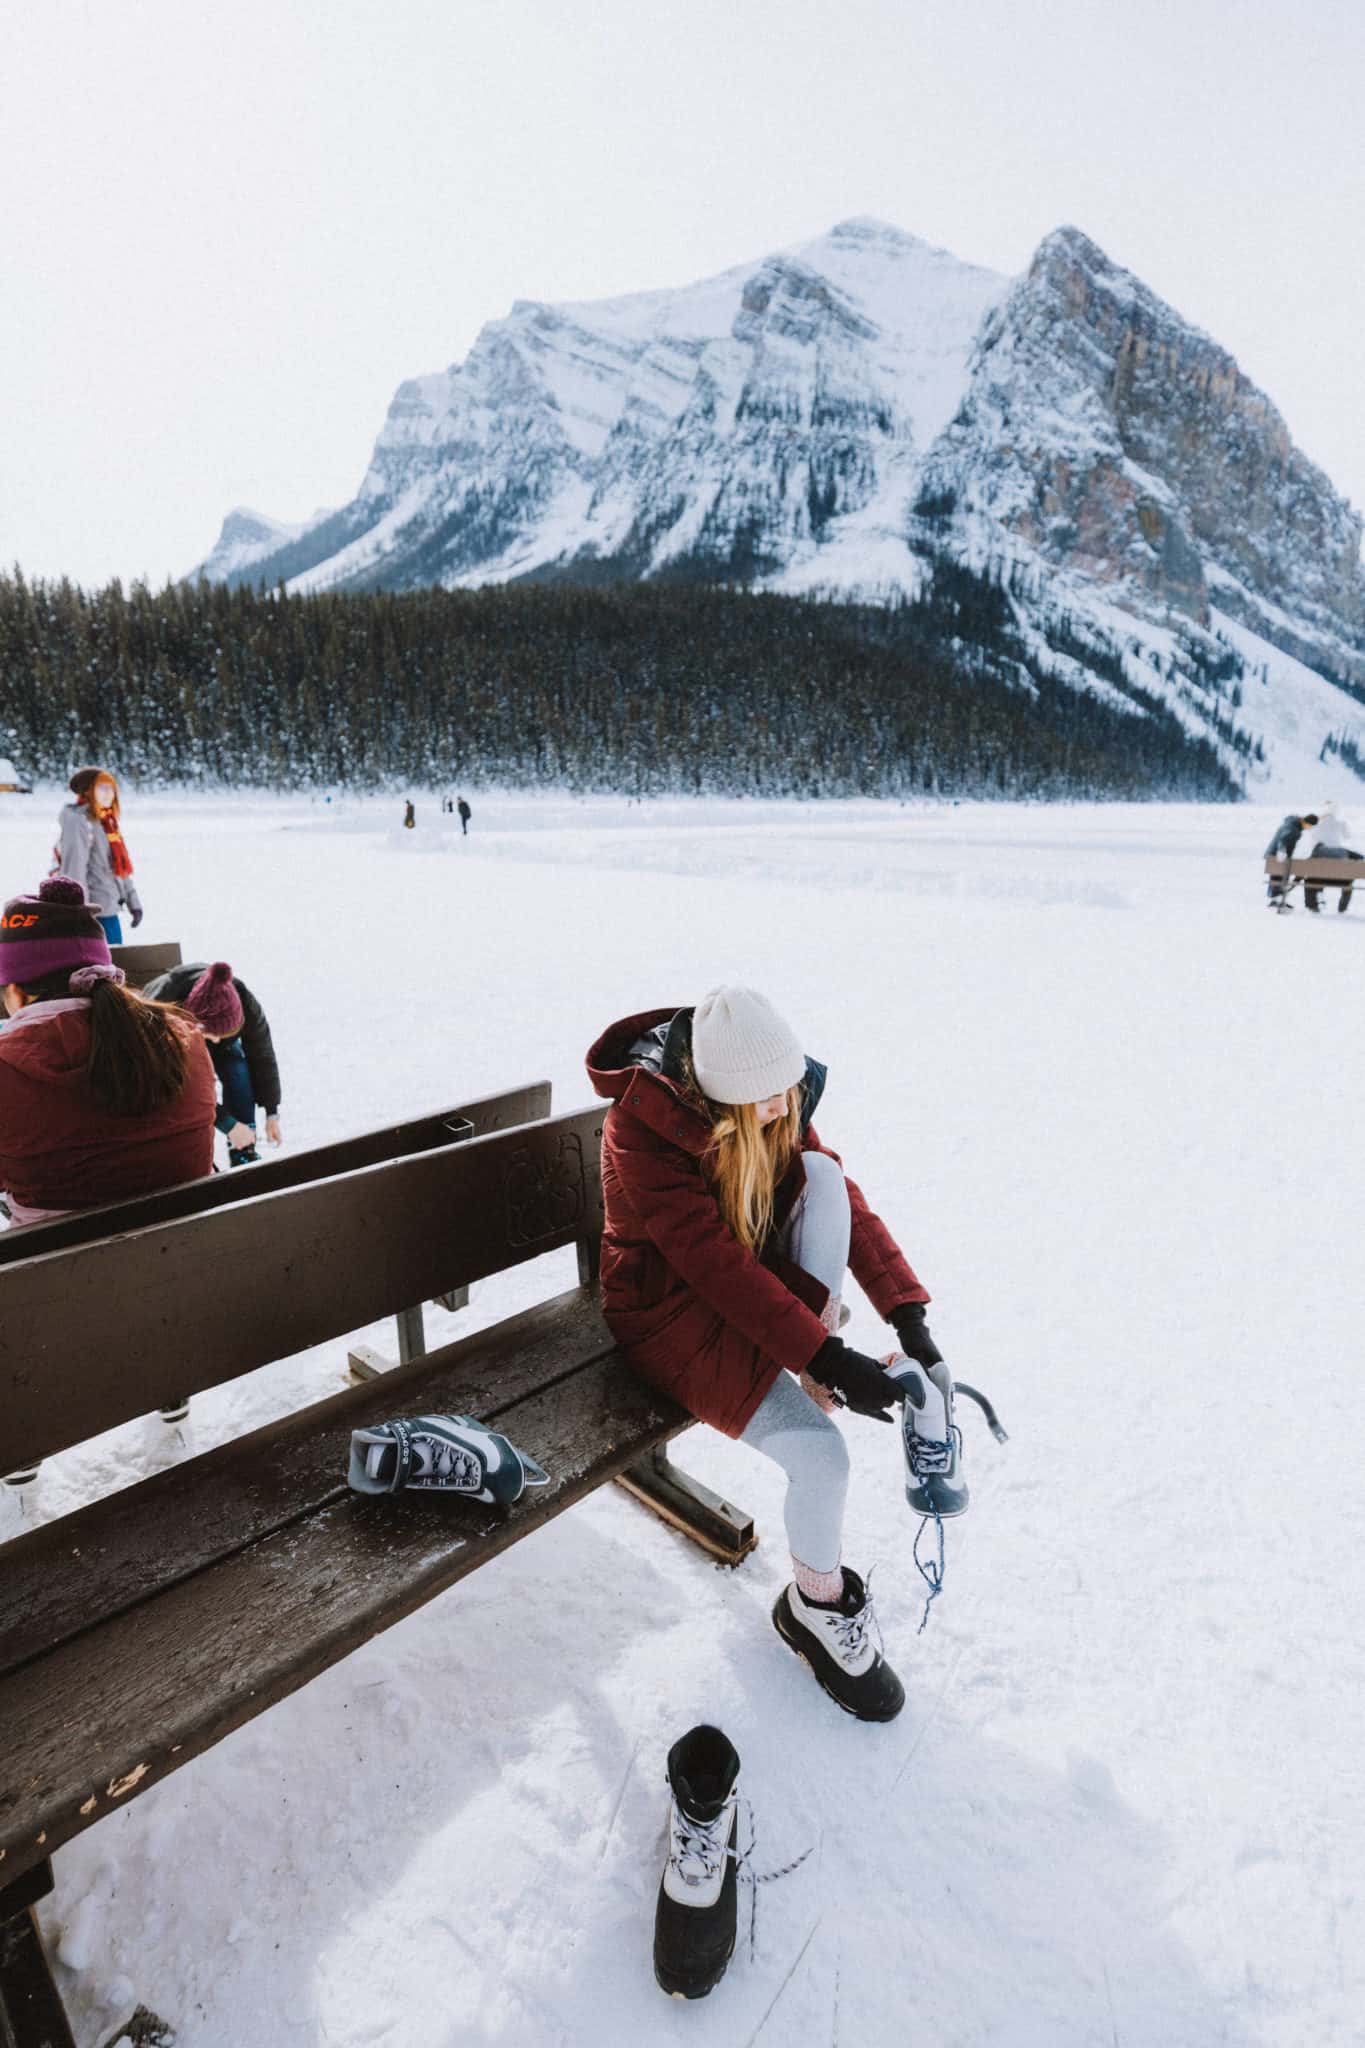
[{"xmin": 0, "ymin": 876, "xmax": 112, "ymax": 986}]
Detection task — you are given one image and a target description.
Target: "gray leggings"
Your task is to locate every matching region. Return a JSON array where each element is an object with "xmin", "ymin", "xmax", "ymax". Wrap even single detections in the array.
[{"xmin": 738, "ymin": 1151, "xmax": 852, "ymax": 1573}]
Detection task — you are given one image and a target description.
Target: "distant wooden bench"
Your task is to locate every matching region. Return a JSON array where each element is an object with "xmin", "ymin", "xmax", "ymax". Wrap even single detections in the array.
[
  {"xmin": 109, "ymin": 939, "xmax": 183, "ymax": 987},
  {"xmin": 0, "ymin": 1104, "xmax": 752, "ymax": 2044},
  {"xmin": 1265, "ymin": 855, "xmax": 1363, "ymax": 913}
]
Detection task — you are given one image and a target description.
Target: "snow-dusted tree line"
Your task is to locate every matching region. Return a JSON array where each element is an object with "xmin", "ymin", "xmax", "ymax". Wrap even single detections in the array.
[{"xmin": 0, "ymin": 565, "xmax": 1238, "ymax": 798}]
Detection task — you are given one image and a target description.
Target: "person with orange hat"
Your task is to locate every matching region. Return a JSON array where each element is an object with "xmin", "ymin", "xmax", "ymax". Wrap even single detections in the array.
[{"xmin": 56, "ymin": 768, "xmax": 144, "ymax": 942}]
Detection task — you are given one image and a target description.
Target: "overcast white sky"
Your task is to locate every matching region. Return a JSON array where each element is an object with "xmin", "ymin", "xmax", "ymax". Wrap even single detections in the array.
[{"xmin": 3, "ymin": 0, "xmax": 1362, "ymax": 588}]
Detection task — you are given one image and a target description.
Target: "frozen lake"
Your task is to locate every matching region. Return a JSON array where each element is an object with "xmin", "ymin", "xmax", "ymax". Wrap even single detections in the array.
[{"xmin": 3, "ymin": 788, "xmax": 1362, "ymax": 2048}]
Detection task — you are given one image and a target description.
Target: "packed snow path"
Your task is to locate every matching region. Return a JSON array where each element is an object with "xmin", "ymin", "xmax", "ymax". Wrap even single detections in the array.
[{"xmin": 3, "ymin": 793, "xmax": 1361, "ymax": 2048}]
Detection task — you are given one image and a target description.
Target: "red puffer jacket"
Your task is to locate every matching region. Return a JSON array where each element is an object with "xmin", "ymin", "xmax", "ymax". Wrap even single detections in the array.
[
  {"xmin": 0, "ymin": 999, "xmax": 216, "ymax": 1217},
  {"xmin": 586, "ymin": 1007, "xmax": 929, "ymax": 1437}
]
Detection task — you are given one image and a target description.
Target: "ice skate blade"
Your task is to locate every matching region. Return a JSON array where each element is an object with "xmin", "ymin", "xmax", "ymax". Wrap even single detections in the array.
[{"xmin": 771, "ymin": 1597, "xmax": 905, "ymax": 1723}]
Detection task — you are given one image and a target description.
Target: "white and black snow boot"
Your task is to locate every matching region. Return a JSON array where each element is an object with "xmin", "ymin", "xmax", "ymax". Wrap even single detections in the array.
[
  {"xmin": 772, "ymin": 1569, "xmax": 905, "ymax": 1722},
  {"xmin": 891, "ymin": 1357, "xmax": 969, "ymax": 1518},
  {"xmin": 654, "ymin": 1725, "xmax": 740, "ymax": 2000}
]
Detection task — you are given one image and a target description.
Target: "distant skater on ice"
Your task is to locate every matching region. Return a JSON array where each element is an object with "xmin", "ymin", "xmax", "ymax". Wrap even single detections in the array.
[{"xmin": 587, "ymin": 986, "xmax": 963, "ymax": 1722}]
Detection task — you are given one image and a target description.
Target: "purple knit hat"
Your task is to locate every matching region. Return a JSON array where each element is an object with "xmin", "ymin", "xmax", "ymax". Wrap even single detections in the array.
[
  {"xmin": 182, "ymin": 961, "xmax": 244, "ymax": 1038},
  {"xmin": 0, "ymin": 877, "xmax": 112, "ymax": 985}
]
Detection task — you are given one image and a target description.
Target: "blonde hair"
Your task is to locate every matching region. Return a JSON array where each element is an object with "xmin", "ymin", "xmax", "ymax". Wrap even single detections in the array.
[{"xmin": 704, "ymin": 1088, "xmax": 803, "ymax": 1252}]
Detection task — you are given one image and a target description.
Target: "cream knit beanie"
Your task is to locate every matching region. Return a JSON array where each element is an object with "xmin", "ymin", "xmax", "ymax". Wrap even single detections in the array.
[{"xmin": 691, "ymin": 986, "xmax": 806, "ymax": 1105}]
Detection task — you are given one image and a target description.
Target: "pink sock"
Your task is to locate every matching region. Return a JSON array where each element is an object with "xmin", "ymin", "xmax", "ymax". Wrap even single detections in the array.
[{"xmin": 792, "ymin": 1555, "xmax": 844, "ymax": 1605}]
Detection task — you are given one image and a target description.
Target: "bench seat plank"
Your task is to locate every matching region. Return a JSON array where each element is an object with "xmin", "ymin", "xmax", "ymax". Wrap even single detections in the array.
[
  {"xmin": 1264, "ymin": 856, "xmax": 1364, "ymax": 882},
  {"xmin": 0, "ymin": 1289, "xmax": 627, "ymax": 1681},
  {"xmin": 0, "ymin": 1346, "xmax": 687, "ymax": 1885}
]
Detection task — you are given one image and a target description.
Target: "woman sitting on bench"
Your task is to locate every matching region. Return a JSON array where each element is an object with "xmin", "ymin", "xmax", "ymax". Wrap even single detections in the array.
[
  {"xmin": 587, "ymin": 987, "xmax": 947, "ymax": 1724},
  {"xmin": 0, "ymin": 877, "xmax": 216, "ymax": 1474}
]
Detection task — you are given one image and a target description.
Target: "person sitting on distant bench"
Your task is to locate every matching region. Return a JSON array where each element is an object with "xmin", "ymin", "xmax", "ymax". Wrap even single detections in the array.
[
  {"xmin": 1264, "ymin": 811, "xmax": 1318, "ymax": 905},
  {"xmin": 1302, "ymin": 802, "xmax": 1363, "ymax": 914},
  {"xmin": 144, "ymin": 960, "xmax": 283, "ymax": 1165},
  {"xmin": 0, "ymin": 879, "xmax": 216, "ymax": 1466}
]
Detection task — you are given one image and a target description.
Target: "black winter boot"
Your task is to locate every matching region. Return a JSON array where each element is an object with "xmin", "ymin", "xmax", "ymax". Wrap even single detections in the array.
[
  {"xmin": 654, "ymin": 1725, "xmax": 740, "ymax": 1999},
  {"xmin": 772, "ymin": 1568, "xmax": 905, "ymax": 1721}
]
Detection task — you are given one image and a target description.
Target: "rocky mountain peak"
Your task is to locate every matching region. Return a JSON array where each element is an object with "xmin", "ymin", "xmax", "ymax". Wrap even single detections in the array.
[{"xmin": 190, "ymin": 216, "xmax": 1365, "ymax": 789}]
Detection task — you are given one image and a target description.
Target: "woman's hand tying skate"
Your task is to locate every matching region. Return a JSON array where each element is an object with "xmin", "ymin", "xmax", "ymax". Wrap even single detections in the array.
[{"xmin": 805, "ymin": 1336, "xmax": 903, "ymax": 1422}]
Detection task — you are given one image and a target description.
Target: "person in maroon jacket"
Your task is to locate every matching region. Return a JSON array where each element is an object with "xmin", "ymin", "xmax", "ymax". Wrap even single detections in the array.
[
  {"xmin": 586, "ymin": 986, "xmax": 945, "ymax": 1722},
  {"xmin": 0, "ymin": 876, "xmax": 217, "ymax": 1478}
]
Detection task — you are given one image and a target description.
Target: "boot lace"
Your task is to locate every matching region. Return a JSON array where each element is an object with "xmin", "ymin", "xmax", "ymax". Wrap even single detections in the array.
[
  {"xmin": 828, "ymin": 1576, "xmax": 886, "ymax": 1667},
  {"xmin": 670, "ymin": 1804, "xmax": 732, "ymax": 1889},
  {"xmin": 669, "ymin": 1796, "xmax": 815, "ymax": 1962},
  {"xmin": 734, "ymin": 1798, "xmax": 814, "ymax": 1961}
]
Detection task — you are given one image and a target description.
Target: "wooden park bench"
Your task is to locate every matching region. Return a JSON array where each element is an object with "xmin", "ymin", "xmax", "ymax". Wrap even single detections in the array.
[
  {"xmin": 1265, "ymin": 854, "xmax": 1363, "ymax": 913},
  {"xmin": 108, "ymin": 939, "xmax": 184, "ymax": 987},
  {"xmin": 0, "ymin": 1102, "xmax": 754, "ymax": 2044},
  {"xmin": 0, "ymin": 1081, "xmax": 554, "ymax": 1374}
]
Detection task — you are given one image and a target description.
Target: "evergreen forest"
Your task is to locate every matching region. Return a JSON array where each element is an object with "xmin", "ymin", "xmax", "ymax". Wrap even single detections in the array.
[{"xmin": 0, "ymin": 562, "xmax": 1244, "ymax": 799}]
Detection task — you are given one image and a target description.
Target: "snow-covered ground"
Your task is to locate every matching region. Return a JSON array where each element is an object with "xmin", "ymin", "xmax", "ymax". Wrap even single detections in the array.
[{"xmin": 3, "ymin": 788, "xmax": 1363, "ymax": 2048}]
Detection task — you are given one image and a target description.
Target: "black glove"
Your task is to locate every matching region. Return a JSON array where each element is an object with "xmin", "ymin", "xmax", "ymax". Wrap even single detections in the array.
[
  {"xmin": 890, "ymin": 1302, "xmax": 943, "ymax": 1369},
  {"xmin": 805, "ymin": 1336, "xmax": 903, "ymax": 1423},
  {"xmin": 130, "ymin": 903, "xmax": 144, "ymax": 929}
]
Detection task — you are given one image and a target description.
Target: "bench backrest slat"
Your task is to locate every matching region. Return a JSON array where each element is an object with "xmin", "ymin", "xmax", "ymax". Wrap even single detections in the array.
[
  {"xmin": 0, "ymin": 1081, "xmax": 552, "ymax": 1268},
  {"xmin": 1, "ymin": 1105, "xmax": 606, "ymax": 1471},
  {"xmin": 109, "ymin": 940, "xmax": 183, "ymax": 987}
]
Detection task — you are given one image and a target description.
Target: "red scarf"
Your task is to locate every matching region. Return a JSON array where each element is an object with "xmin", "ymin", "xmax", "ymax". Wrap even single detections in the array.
[
  {"xmin": 83, "ymin": 787, "xmax": 135, "ymax": 879},
  {"xmin": 98, "ymin": 811, "xmax": 134, "ymax": 879}
]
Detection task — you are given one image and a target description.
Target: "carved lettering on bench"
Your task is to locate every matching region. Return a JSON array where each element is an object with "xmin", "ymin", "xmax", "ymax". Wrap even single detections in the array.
[{"xmin": 503, "ymin": 1133, "xmax": 586, "ymax": 1247}]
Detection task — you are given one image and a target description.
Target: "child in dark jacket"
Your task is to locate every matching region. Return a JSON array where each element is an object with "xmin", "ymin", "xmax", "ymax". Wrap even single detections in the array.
[
  {"xmin": 587, "ymin": 986, "xmax": 951, "ymax": 1723},
  {"xmin": 144, "ymin": 961, "xmax": 283, "ymax": 1165}
]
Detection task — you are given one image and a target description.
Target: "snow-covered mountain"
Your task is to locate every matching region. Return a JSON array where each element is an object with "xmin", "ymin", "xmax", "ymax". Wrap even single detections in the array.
[
  {"xmin": 195, "ymin": 507, "xmax": 311, "ymax": 583},
  {"xmin": 193, "ymin": 217, "xmax": 1365, "ymax": 793}
]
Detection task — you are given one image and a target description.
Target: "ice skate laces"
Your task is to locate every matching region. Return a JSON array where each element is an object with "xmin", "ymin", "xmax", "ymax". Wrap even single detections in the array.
[
  {"xmin": 900, "ymin": 1385, "xmax": 961, "ymax": 1636},
  {"xmin": 905, "ymin": 1411, "xmax": 958, "ymax": 1479}
]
